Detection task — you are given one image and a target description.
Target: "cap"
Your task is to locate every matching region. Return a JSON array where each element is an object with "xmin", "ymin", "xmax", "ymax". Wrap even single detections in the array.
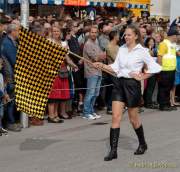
[
  {"xmin": 175, "ymin": 17, "xmax": 180, "ymax": 26},
  {"xmin": 167, "ymin": 27, "xmax": 179, "ymax": 36}
]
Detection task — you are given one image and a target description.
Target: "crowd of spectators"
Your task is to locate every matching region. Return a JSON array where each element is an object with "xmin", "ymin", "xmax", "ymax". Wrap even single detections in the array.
[{"xmin": 0, "ymin": 9, "xmax": 180, "ymax": 135}]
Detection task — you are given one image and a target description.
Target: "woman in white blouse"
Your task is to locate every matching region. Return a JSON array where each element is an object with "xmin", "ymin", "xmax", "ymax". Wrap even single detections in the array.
[{"xmin": 94, "ymin": 25, "xmax": 162, "ymax": 161}]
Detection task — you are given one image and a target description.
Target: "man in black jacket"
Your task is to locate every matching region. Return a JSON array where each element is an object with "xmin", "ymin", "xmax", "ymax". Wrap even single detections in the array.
[{"xmin": 68, "ymin": 22, "xmax": 85, "ymax": 113}]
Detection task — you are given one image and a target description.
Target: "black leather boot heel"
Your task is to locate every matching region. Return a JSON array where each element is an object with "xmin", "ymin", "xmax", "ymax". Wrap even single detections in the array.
[
  {"xmin": 104, "ymin": 128, "xmax": 120, "ymax": 161},
  {"xmin": 134, "ymin": 125, "xmax": 148, "ymax": 155}
]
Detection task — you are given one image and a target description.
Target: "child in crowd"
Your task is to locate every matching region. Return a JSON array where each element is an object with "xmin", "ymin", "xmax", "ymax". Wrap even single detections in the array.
[{"xmin": 0, "ymin": 58, "xmax": 9, "ymax": 136}]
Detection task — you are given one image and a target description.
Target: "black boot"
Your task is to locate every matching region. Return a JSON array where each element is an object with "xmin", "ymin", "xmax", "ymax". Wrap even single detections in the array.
[
  {"xmin": 134, "ymin": 125, "xmax": 148, "ymax": 155},
  {"xmin": 104, "ymin": 128, "xmax": 120, "ymax": 161}
]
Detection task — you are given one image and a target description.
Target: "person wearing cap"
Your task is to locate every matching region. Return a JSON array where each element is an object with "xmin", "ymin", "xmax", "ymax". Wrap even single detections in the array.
[{"xmin": 157, "ymin": 27, "xmax": 178, "ymax": 111}]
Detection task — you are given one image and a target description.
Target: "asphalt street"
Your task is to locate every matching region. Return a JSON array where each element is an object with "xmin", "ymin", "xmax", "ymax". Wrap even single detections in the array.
[{"xmin": 0, "ymin": 108, "xmax": 180, "ymax": 172}]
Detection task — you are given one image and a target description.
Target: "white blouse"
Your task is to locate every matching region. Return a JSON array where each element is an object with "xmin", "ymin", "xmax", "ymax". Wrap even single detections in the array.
[{"xmin": 110, "ymin": 44, "xmax": 162, "ymax": 78}]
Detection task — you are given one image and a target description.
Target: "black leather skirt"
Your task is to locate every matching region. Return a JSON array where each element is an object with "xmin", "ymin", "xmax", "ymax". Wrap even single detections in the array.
[{"xmin": 112, "ymin": 77, "xmax": 141, "ymax": 107}]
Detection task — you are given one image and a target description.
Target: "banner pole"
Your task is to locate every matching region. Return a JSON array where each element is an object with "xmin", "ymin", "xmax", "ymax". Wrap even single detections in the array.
[
  {"xmin": 69, "ymin": 51, "xmax": 117, "ymax": 77},
  {"xmin": 20, "ymin": 0, "xmax": 29, "ymax": 128}
]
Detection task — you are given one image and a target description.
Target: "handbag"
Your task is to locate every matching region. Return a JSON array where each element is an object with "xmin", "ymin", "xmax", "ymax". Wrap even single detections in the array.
[{"xmin": 58, "ymin": 66, "xmax": 69, "ymax": 78}]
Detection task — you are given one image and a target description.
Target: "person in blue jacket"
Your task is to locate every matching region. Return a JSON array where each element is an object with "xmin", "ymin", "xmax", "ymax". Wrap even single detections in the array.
[{"xmin": 1, "ymin": 23, "xmax": 21, "ymax": 132}]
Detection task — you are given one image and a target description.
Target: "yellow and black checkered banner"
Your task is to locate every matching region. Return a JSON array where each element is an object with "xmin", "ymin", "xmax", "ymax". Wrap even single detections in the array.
[{"xmin": 15, "ymin": 27, "xmax": 68, "ymax": 119}]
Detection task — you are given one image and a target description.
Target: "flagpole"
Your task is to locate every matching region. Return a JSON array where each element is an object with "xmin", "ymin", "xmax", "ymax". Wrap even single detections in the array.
[
  {"xmin": 20, "ymin": 0, "xmax": 29, "ymax": 128},
  {"xmin": 69, "ymin": 51, "xmax": 117, "ymax": 77}
]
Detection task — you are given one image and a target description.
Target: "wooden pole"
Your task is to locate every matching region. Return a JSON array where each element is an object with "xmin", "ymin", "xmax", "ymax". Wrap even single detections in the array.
[{"xmin": 69, "ymin": 51, "xmax": 117, "ymax": 77}]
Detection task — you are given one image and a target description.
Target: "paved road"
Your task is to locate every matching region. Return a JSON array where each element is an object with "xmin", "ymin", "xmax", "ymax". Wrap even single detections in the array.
[{"xmin": 0, "ymin": 108, "xmax": 180, "ymax": 172}]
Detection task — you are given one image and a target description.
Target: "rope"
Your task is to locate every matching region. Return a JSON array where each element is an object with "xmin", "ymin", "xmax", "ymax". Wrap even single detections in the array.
[
  {"xmin": 51, "ymin": 83, "xmax": 114, "ymax": 91},
  {"xmin": 0, "ymin": 84, "xmax": 114, "ymax": 106}
]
